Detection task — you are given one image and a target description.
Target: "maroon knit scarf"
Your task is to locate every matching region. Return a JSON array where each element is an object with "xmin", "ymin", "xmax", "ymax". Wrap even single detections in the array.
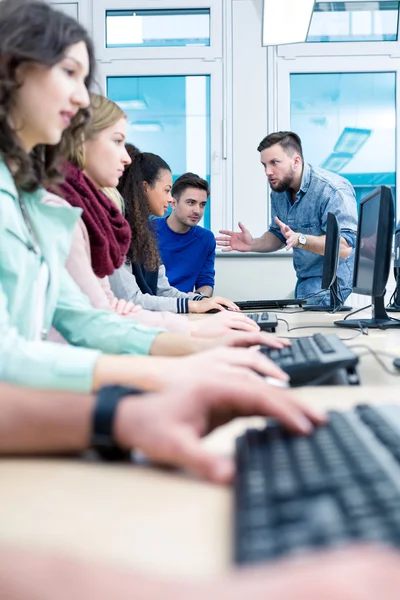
[{"xmin": 57, "ymin": 162, "xmax": 131, "ymax": 278}]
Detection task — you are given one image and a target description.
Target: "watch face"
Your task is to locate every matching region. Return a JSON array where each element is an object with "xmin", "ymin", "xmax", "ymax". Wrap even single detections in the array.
[{"xmin": 299, "ymin": 234, "xmax": 306, "ymax": 245}]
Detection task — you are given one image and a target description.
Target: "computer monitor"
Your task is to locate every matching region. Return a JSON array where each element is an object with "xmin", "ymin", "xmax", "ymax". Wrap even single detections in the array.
[
  {"xmin": 387, "ymin": 220, "xmax": 400, "ymax": 311},
  {"xmin": 303, "ymin": 212, "xmax": 352, "ymax": 312},
  {"xmin": 335, "ymin": 185, "xmax": 399, "ymax": 329}
]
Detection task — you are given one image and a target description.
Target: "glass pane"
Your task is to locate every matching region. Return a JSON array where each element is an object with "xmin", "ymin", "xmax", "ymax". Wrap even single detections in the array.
[
  {"xmin": 50, "ymin": 3, "xmax": 78, "ymax": 20},
  {"xmin": 308, "ymin": 1, "xmax": 399, "ymax": 42},
  {"xmin": 107, "ymin": 75, "xmax": 211, "ymax": 229},
  {"xmin": 290, "ymin": 72, "xmax": 396, "ymax": 211},
  {"xmin": 106, "ymin": 9, "xmax": 210, "ymax": 48}
]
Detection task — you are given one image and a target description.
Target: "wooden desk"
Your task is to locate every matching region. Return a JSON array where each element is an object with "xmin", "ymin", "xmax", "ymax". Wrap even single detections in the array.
[{"xmin": 2, "ymin": 309, "xmax": 400, "ymax": 579}]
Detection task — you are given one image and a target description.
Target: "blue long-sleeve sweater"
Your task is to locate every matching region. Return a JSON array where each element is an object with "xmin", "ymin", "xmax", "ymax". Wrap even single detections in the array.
[{"xmin": 155, "ymin": 217, "xmax": 216, "ymax": 293}]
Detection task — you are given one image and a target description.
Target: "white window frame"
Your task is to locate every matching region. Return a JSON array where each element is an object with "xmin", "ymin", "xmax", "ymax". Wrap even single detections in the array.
[
  {"xmin": 275, "ymin": 54, "xmax": 400, "ymax": 217},
  {"xmin": 48, "ymin": 0, "xmax": 92, "ymax": 31},
  {"xmin": 93, "ymin": 0, "xmax": 222, "ymax": 61},
  {"xmin": 96, "ymin": 59, "xmax": 227, "ymax": 233}
]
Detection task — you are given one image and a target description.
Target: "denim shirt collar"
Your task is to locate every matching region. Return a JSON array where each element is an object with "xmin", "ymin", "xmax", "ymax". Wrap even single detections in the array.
[{"xmin": 298, "ymin": 162, "xmax": 312, "ymax": 197}]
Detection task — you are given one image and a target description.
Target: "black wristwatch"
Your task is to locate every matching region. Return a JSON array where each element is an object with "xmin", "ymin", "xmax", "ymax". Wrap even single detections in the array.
[{"xmin": 92, "ymin": 385, "xmax": 143, "ymax": 461}]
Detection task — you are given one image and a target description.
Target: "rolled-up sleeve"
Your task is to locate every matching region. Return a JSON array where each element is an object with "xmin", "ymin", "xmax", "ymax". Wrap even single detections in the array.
[{"xmin": 321, "ymin": 185, "xmax": 358, "ymax": 249}]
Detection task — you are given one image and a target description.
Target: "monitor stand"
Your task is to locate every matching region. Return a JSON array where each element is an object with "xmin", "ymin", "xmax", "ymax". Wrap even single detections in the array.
[
  {"xmin": 335, "ymin": 295, "xmax": 400, "ymax": 329},
  {"xmin": 302, "ymin": 280, "xmax": 352, "ymax": 313}
]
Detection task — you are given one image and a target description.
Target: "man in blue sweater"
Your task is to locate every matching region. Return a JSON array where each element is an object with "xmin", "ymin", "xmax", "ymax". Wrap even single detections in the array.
[{"xmin": 156, "ymin": 173, "xmax": 216, "ymax": 297}]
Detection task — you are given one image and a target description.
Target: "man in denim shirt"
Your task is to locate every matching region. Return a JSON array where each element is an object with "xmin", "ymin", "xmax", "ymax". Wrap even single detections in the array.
[{"xmin": 217, "ymin": 132, "xmax": 358, "ymax": 304}]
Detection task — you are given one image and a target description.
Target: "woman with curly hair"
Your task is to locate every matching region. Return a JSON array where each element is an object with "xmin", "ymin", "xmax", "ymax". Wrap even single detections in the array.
[
  {"xmin": 112, "ymin": 144, "xmax": 237, "ymax": 314},
  {"xmin": 0, "ymin": 0, "xmax": 285, "ymax": 392}
]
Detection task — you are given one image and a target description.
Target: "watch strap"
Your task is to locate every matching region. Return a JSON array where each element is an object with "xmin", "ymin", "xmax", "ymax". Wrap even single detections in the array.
[{"xmin": 92, "ymin": 385, "xmax": 142, "ymax": 461}]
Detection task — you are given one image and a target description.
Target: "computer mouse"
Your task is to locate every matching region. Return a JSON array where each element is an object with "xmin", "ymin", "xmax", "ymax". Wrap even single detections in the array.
[
  {"xmin": 393, "ymin": 358, "xmax": 400, "ymax": 370},
  {"xmin": 206, "ymin": 305, "xmax": 236, "ymax": 314}
]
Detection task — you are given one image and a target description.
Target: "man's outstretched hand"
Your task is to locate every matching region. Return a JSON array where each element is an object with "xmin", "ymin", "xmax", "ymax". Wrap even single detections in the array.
[
  {"xmin": 275, "ymin": 217, "xmax": 299, "ymax": 251},
  {"xmin": 216, "ymin": 222, "xmax": 253, "ymax": 252}
]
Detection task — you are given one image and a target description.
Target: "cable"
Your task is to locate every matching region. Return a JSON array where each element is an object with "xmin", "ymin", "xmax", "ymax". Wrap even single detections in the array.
[
  {"xmin": 276, "ymin": 319, "xmax": 364, "ymax": 341},
  {"xmin": 329, "ymin": 284, "xmax": 345, "ymax": 314},
  {"xmin": 343, "ymin": 304, "xmax": 372, "ymax": 320},
  {"xmin": 273, "ymin": 309, "xmax": 305, "ymax": 315},
  {"xmin": 348, "ymin": 344, "xmax": 400, "ymax": 376},
  {"xmin": 387, "ymin": 288, "xmax": 396, "ymax": 307},
  {"xmin": 277, "ymin": 317, "xmax": 290, "ymax": 332},
  {"xmin": 340, "ymin": 301, "xmax": 400, "ymax": 325}
]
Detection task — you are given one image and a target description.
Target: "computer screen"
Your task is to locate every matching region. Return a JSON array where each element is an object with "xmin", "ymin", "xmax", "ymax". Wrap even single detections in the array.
[
  {"xmin": 335, "ymin": 185, "xmax": 398, "ymax": 329},
  {"xmin": 352, "ymin": 190, "xmax": 381, "ymax": 295}
]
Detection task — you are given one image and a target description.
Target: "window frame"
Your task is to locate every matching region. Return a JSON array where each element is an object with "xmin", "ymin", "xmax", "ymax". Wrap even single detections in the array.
[
  {"xmin": 48, "ymin": 0, "xmax": 92, "ymax": 31},
  {"xmin": 92, "ymin": 0, "xmax": 222, "ymax": 61},
  {"xmin": 275, "ymin": 54, "xmax": 400, "ymax": 218},
  {"xmin": 276, "ymin": 2, "xmax": 400, "ymax": 58},
  {"xmin": 95, "ymin": 59, "xmax": 227, "ymax": 234}
]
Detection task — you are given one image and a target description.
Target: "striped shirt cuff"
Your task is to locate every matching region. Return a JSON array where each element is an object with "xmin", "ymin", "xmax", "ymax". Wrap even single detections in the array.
[{"xmin": 177, "ymin": 297, "xmax": 189, "ymax": 313}]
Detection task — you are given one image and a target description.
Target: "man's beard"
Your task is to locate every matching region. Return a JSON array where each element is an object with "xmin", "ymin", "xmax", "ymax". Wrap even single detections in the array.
[{"xmin": 269, "ymin": 174, "xmax": 293, "ymax": 193}]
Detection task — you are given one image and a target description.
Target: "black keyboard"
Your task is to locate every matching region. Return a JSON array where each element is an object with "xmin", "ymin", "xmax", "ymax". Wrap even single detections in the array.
[
  {"xmin": 235, "ymin": 299, "xmax": 306, "ymax": 311},
  {"xmin": 260, "ymin": 333, "xmax": 359, "ymax": 386},
  {"xmin": 246, "ymin": 312, "xmax": 278, "ymax": 332},
  {"xmin": 235, "ymin": 404, "xmax": 400, "ymax": 566}
]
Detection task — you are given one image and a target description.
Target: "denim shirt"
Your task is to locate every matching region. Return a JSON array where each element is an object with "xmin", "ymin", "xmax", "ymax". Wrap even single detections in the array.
[{"xmin": 268, "ymin": 163, "xmax": 358, "ymax": 299}]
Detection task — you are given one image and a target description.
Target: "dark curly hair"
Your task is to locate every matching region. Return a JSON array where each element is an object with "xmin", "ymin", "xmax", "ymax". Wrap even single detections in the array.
[
  {"xmin": 117, "ymin": 143, "xmax": 171, "ymax": 272},
  {"xmin": 0, "ymin": 0, "xmax": 95, "ymax": 191}
]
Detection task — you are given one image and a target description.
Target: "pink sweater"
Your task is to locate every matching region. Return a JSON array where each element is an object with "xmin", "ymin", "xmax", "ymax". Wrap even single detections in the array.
[{"xmin": 44, "ymin": 194, "xmax": 190, "ymax": 337}]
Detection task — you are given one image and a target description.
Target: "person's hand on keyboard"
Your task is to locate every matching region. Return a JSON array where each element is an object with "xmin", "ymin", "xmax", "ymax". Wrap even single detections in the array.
[
  {"xmin": 114, "ymin": 348, "xmax": 326, "ymax": 483},
  {"xmin": 210, "ymin": 330, "xmax": 290, "ymax": 350},
  {"xmin": 189, "ymin": 296, "xmax": 240, "ymax": 313},
  {"xmin": 190, "ymin": 309, "xmax": 262, "ymax": 336}
]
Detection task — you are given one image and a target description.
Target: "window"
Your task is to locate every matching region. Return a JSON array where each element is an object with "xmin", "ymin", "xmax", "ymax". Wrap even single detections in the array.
[
  {"xmin": 290, "ymin": 72, "xmax": 396, "ymax": 208},
  {"xmin": 107, "ymin": 74, "xmax": 211, "ymax": 228},
  {"xmin": 106, "ymin": 9, "xmax": 210, "ymax": 48},
  {"xmin": 308, "ymin": 1, "xmax": 400, "ymax": 43},
  {"xmin": 50, "ymin": 2, "xmax": 78, "ymax": 20},
  {"xmin": 93, "ymin": 0, "xmax": 222, "ymax": 61}
]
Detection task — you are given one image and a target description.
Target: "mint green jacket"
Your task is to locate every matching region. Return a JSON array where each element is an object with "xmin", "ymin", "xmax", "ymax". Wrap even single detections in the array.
[{"xmin": 0, "ymin": 160, "xmax": 163, "ymax": 392}]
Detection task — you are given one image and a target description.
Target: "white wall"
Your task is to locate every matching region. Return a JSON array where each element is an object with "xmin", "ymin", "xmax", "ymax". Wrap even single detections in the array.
[{"xmin": 232, "ymin": 0, "xmax": 269, "ymax": 238}]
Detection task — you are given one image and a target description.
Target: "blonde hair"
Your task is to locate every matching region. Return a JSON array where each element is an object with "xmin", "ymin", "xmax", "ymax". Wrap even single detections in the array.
[
  {"xmin": 102, "ymin": 187, "xmax": 125, "ymax": 213},
  {"xmin": 62, "ymin": 93, "xmax": 126, "ymax": 169}
]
